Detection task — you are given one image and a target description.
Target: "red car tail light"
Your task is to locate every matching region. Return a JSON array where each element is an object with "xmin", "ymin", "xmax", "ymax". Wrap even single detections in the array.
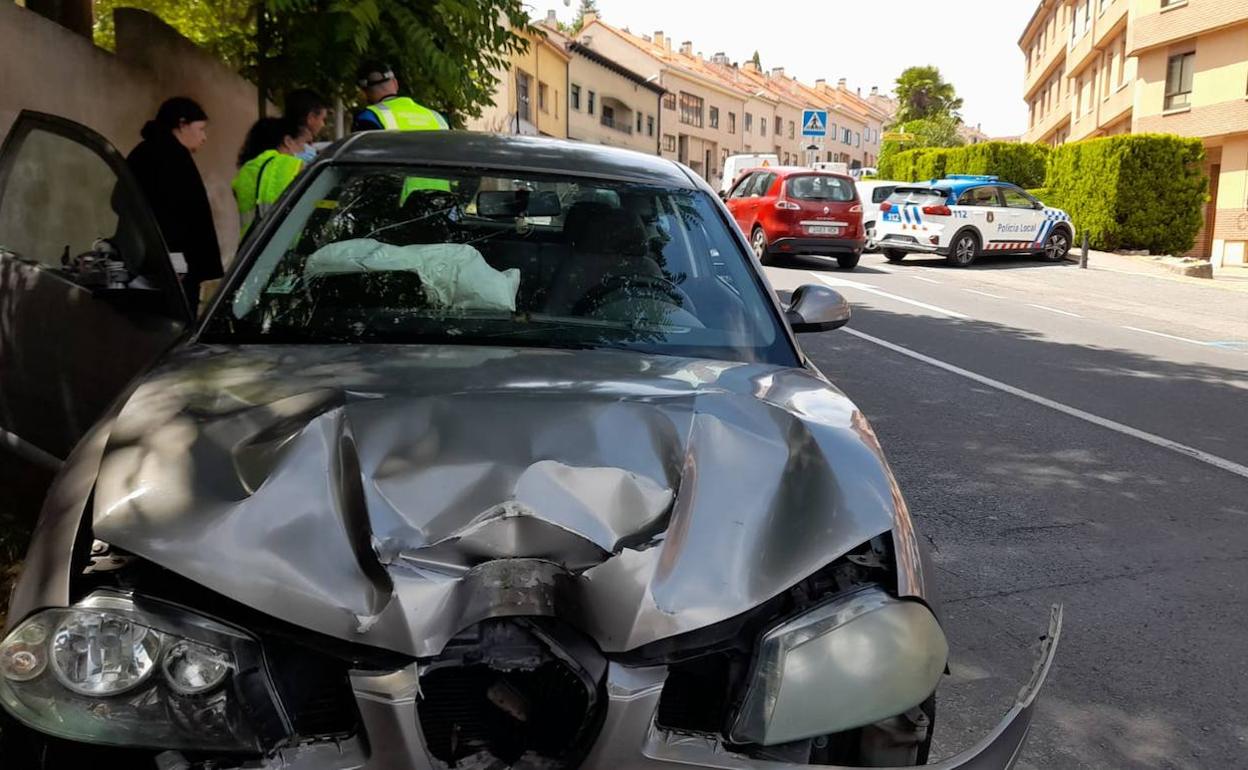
[
  {"xmin": 922, "ymin": 205, "xmax": 952, "ymax": 216},
  {"xmin": 879, "ymin": 202, "xmax": 893, "ymax": 212},
  {"xmin": 775, "ymin": 198, "xmax": 800, "ymax": 211}
]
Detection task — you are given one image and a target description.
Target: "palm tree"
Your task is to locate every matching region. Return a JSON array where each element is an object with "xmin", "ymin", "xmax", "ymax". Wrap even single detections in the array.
[{"xmin": 893, "ymin": 66, "xmax": 963, "ymax": 124}]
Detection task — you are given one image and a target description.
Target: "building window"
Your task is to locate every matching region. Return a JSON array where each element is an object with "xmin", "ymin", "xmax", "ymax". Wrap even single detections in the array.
[
  {"xmin": 1165, "ymin": 51, "xmax": 1194, "ymax": 110},
  {"xmin": 728, "ymin": 112, "xmax": 736, "ymax": 134},
  {"xmin": 745, "ymin": 113, "xmax": 753, "ymax": 133},
  {"xmin": 788, "ymin": 120, "xmax": 795, "ymax": 139},
  {"xmin": 709, "ymin": 106, "xmax": 719, "ymax": 129},
  {"xmin": 663, "ymin": 134, "xmax": 676, "ymax": 152},
  {"xmin": 855, "ymin": 131, "xmax": 861, "ymax": 147},
  {"xmin": 588, "ymin": 90, "xmax": 596, "ymax": 116},
  {"xmin": 538, "ymin": 82, "xmax": 548, "ymax": 113},
  {"xmin": 637, "ymin": 112, "xmax": 643, "ymax": 132},
  {"xmin": 678, "ymin": 92, "xmax": 704, "ymax": 127},
  {"xmin": 570, "ymin": 84, "xmax": 581, "ymax": 111},
  {"xmin": 555, "ymin": 91, "xmax": 559, "ymax": 119},
  {"xmin": 842, "ymin": 127, "xmax": 852, "ymax": 144},
  {"xmin": 1161, "ymin": 0, "xmax": 1184, "ymax": 6},
  {"xmin": 647, "ymin": 115, "xmax": 655, "ymax": 136},
  {"xmin": 663, "ymin": 93, "xmax": 676, "ymax": 110},
  {"xmin": 516, "ymin": 70, "xmax": 532, "ymax": 122},
  {"xmin": 774, "ymin": 117, "xmax": 782, "ymax": 136},
  {"xmin": 760, "ymin": 117, "xmax": 767, "ymax": 137}
]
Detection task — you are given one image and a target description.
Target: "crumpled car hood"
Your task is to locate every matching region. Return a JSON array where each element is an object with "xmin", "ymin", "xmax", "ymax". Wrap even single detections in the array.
[{"xmin": 91, "ymin": 344, "xmax": 920, "ymax": 656}]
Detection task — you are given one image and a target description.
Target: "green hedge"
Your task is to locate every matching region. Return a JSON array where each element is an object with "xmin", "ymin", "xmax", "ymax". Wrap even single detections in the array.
[
  {"xmin": 1045, "ymin": 134, "xmax": 1207, "ymax": 255},
  {"xmin": 879, "ymin": 142, "xmax": 1049, "ymax": 187}
]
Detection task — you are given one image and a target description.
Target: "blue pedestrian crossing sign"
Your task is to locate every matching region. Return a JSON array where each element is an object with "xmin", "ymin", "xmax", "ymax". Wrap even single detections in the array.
[{"xmin": 801, "ymin": 109, "xmax": 828, "ymax": 137}]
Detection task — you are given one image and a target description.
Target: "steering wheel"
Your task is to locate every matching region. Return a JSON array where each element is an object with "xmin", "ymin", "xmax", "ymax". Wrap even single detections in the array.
[{"xmin": 571, "ymin": 273, "xmax": 694, "ymax": 318}]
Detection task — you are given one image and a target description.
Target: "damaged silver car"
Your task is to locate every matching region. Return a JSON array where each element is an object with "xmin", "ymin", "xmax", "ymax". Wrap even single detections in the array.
[{"xmin": 0, "ymin": 114, "xmax": 1059, "ymax": 769}]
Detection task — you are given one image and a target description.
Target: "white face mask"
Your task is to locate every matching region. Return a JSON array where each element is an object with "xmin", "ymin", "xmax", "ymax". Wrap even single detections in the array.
[{"xmin": 295, "ymin": 145, "xmax": 318, "ymax": 163}]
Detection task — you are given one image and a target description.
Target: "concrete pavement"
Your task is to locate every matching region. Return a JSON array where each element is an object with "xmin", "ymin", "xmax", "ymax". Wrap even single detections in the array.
[{"xmin": 767, "ymin": 251, "xmax": 1248, "ymax": 769}]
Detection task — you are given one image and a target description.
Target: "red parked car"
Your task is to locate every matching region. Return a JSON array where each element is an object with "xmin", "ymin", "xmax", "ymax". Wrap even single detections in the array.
[{"xmin": 724, "ymin": 167, "xmax": 865, "ymax": 269}]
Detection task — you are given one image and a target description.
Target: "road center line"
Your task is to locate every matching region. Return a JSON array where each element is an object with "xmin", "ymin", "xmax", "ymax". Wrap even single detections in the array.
[
  {"xmin": 965, "ymin": 288, "xmax": 1006, "ymax": 299},
  {"xmin": 843, "ymin": 328, "xmax": 1248, "ymax": 481},
  {"xmin": 813, "ymin": 273, "xmax": 970, "ymax": 319},
  {"xmin": 909, "ymin": 275, "xmax": 943, "ymax": 284},
  {"xmin": 1123, "ymin": 326, "xmax": 1211, "ymax": 347},
  {"xmin": 1027, "ymin": 303, "xmax": 1083, "ymax": 318}
]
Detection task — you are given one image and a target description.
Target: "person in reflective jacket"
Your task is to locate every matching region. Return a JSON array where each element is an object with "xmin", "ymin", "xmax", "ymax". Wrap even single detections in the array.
[
  {"xmin": 231, "ymin": 117, "xmax": 311, "ymax": 238},
  {"xmin": 351, "ymin": 60, "xmax": 450, "ymax": 132}
]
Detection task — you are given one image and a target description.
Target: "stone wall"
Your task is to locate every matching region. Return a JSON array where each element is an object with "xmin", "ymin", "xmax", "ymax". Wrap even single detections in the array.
[{"xmin": 0, "ymin": 4, "xmax": 272, "ymax": 262}]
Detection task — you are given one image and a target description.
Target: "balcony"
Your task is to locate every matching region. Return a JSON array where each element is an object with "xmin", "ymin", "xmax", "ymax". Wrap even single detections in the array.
[
  {"xmin": 600, "ymin": 115, "xmax": 634, "ymax": 135},
  {"xmin": 1023, "ymin": 101, "xmax": 1073, "ymax": 144},
  {"xmin": 1130, "ymin": 0, "xmax": 1248, "ymax": 56},
  {"xmin": 1093, "ymin": 0, "xmax": 1128, "ymax": 47},
  {"xmin": 1024, "ymin": 37, "xmax": 1068, "ymax": 100},
  {"xmin": 1068, "ymin": 25, "xmax": 1096, "ymax": 73}
]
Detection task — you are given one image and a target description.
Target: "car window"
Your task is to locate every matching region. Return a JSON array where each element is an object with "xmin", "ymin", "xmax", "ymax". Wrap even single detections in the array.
[
  {"xmin": 202, "ymin": 165, "xmax": 795, "ymax": 366},
  {"xmin": 871, "ymin": 186, "xmax": 896, "ymax": 204},
  {"xmin": 749, "ymin": 173, "xmax": 776, "ymax": 197},
  {"xmin": 887, "ymin": 188, "xmax": 946, "ymax": 206},
  {"xmin": 1002, "ymin": 188, "xmax": 1037, "ymax": 209},
  {"xmin": 958, "ymin": 186, "xmax": 1002, "ymax": 207},
  {"xmin": 728, "ymin": 173, "xmax": 756, "ymax": 199},
  {"xmin": 786, "ymin": 175, "xmax": 855, "ymax": 202}
]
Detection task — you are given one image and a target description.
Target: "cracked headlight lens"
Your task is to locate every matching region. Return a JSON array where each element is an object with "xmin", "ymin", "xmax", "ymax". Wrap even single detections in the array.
[
  {"xmin": 0, "ymin": 591, "xmax": 284, "ymax": 753},
  {"xmin": 730, "ymin": 586, "xmax": 947, "ymax": 746}
]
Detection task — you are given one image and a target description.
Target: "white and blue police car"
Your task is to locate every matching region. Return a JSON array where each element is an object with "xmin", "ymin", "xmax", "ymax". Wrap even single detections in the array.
[{"xmin": 875, "ymin": 175, "xmax": 1074, "ymax": 267}]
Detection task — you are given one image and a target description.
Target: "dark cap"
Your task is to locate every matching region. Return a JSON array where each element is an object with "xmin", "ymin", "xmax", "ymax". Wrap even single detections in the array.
[{"xmin": 357, "ymin": 60, "xmax": 395, "ymax": 89}]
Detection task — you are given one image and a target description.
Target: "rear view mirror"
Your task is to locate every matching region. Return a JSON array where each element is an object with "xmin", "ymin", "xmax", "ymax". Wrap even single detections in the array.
[
  {"xmin": 786, "ymin": 284, "xmax": 851, "ymax": 333},
  {"xmin": 476, "ymin": 189, "xmax": 562, "ymax": 218}
]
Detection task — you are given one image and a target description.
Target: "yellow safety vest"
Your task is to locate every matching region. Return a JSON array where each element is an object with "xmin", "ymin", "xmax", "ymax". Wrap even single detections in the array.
[
  {"xmin": 365, "ymin": 97, "xmax": 452, "ymax": 200},
  {"xmin": 232, "ymin": 150, "xmax": 304, "ymax": 237}
]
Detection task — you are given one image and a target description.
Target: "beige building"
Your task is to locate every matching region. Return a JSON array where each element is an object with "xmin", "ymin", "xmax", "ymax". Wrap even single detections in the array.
[
  {"xmin": 469, "ymin": 24, "xmax": 569, "ymax": 138},
  {"xmin": 1019, "ymin": 0, "xmax": 1248, "ymax": 263},
  {"xmin": 543, "ymin": 24, "xmax": 664, "ymax": 155},
  {"xmin": 581, "ymin": 16, "xmax": 748, "ymax": 187}
]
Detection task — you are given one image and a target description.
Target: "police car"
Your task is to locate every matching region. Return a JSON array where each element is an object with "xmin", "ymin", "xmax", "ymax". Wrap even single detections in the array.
[{"xmin": 875, "ymin": 175, "xmax": 1074, "ymax": 267}]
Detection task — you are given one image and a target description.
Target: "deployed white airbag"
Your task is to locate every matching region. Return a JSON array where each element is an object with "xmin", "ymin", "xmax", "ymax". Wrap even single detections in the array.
[{"xmin": 305, "ymin": 238, "xmax": 520, "ymax": 311}]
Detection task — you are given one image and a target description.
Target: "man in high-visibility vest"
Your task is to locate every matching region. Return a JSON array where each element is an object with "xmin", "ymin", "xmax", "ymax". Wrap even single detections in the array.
[
  {"xmin": 352, "ymin": 61, "xmax": 452, "ymax": 201},
  {"xmin": 352, "ymin": 61, "xmax": 450, "ymax": 133}
]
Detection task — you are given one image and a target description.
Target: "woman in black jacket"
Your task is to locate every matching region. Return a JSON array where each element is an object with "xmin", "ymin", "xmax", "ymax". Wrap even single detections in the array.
[{"xmin": 126, "ymin": 97, "xmax": 221, "ymax": 314}]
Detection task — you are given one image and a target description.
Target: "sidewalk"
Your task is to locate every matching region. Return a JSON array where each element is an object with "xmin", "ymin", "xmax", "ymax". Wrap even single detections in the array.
[{"xmin": 1068, "ymin": 249, "xmax": 1248, "ymax": 293}]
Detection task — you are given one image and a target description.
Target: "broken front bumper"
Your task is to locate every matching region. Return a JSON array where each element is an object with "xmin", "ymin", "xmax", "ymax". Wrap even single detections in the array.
[{"xmin": 274, "ymin": 606, "xmax": 1061, "ymax": 770}]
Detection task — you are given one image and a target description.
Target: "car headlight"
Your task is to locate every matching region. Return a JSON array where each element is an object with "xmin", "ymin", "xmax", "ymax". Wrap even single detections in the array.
[
  {"xmin": 729, "ymin": 586, "xmax": 947, "ymax": 746},
  {"xmin": 0, "ymin": 591, "xmax": 284, "ymax": 752}
]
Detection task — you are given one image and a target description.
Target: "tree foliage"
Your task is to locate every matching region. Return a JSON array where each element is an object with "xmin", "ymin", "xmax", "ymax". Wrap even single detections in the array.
[
  {"xmin": 94, "ymin": 0, "xmax": 535, "ymax": 127},
  {"xmin": 572, "ymin": 0, "xmax": 598, "ymax": 32},
  {"xmin": 879, "ymin": 142, "xmax": 1049, "ymax": 188},
  {"xmin": 751, "ymin": 50, "xmax": 762, "ymax": 69},
  {"xmin": 893, "ymin": 65, "xmax": 962, "ymax": 124},
  {"xmin": 877, "ymin": 114, "xmax": 964, "ymax": 177}
]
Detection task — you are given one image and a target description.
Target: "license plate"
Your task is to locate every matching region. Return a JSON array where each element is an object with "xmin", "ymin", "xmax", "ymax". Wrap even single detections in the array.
[
  {"xmin": 806, "ymin": 225, "xmax": 841, "ymax": 236},
  {"xmin": 883, "ymin": 211, "xmax": 901, "ymax": 222}
]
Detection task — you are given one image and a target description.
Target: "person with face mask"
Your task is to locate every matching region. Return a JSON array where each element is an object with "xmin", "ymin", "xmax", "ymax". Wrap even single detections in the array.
[
  {"xmin": 283, "ymin": 88, "xmax": 330, "ymax": 163},
  {"xmin": 231, "ymin": 117, "xmax": 313, "ymax": 238},
  {"xmin": 126, "ymin": 97, "xmax": 221, "ymax": 314}
]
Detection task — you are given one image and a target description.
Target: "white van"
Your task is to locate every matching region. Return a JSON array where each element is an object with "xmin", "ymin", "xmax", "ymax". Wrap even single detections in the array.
[
  {"xmin": 855, "ymin": 180, "xmax": 906, "ymax": 251},
  {"xmin": 720, "ymin": 154, "xmax": 779, "ymax": 194}
]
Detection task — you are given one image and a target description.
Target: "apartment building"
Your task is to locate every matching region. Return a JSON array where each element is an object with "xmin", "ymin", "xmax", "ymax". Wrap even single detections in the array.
[
  {"xmin": 1020, "ymin": 0, "xmax": 1248, "ymax": 263},
  {"xmin": 581, "ymin": 16, "xmax": 747, "ymax": 188},
  {"xmin": 729, "ymin": 63, "xmax": 806, "ymax": 166},
  {"xmin": 542, "ymin": 24, "xmax": 664, "ymax": 155},
  {"xmin": 469, "ymin": 23, "xmax": 570, "ymax": 138}
]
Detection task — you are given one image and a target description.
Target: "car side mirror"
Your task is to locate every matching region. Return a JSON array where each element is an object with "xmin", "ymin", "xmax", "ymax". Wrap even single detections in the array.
[
  {"xmin": 786, "ymin": 284, "xmax": 851, "ymax": 333},
  {"xmin": 718, "ymin": 190, "xmax": 729, "ymax": 201}
]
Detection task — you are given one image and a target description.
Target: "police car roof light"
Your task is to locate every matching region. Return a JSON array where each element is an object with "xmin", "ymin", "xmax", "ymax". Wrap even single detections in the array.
[{"xmin": 943, "ymin": 174, "xmax": 999, "ymax": 182}]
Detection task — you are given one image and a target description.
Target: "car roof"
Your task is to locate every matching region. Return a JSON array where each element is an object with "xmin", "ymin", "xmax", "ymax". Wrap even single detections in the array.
[
  {"xmin": 893, "ymin": 176, "xmax": 1024, "ymax": 198},
  {"xmin": 742, "ymin": 166, "xmax": 851, "ymax": 178},
  {"xmin": 325, "ymin": 130, "xmax": 698, "ymax": 189}
]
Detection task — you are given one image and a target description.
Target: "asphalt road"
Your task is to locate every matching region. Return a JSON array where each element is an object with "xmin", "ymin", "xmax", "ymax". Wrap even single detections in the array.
[{"xmin": 766, "ymin": 251, "xmax": 1248, "ymax": 769}]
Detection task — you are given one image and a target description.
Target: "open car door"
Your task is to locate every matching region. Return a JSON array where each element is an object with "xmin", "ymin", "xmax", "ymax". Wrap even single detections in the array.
[{"xmin": 0, "ymin": 111, "xmax": 190, "ymax": 471}]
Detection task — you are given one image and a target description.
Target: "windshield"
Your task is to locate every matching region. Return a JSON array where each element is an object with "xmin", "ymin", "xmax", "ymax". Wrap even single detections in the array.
[
  {"xmin": 886, "ymin": 188, "xmax": 948, "ymax": 205},
  {"xmin": 201, "ymin": 164, "xmax": 793, "ymax": 365},
  {"xmin": 786, "ymin": 175, "xmax": 855, "ymax": 202}
]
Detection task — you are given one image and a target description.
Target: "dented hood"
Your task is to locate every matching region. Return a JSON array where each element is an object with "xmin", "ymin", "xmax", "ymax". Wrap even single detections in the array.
[{"xmin": 91, "ymin": 344, "xmax": 920, "ymax": 656}]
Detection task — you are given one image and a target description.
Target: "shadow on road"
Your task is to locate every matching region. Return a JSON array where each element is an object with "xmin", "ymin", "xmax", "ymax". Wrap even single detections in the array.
[
  {"xmin": 797, "ymin": 306, "xmax": 1248, "ymax": 769},
  {"xmin": 885, "ymin": 254, "xmax": 1077, "ymax": 271}
]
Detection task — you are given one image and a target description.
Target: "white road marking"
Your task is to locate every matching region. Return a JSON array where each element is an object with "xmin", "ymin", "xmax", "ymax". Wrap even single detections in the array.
[
  {"xmin": 1027, "ymin": 303, "xmax": 1083, "ymax": 318},
  {"xmin": 1123, "ymin": 326, "xmax": 1211, "ymax": 347},
  {"xmin": 844, "ymin": 328, "xmax": 1248, "ymax": 481},
  {"xmin": 964, "ymin": 289, "xmax": 1006, "ymax": 299},
  {"xmin": 909, "ymin": 275, "xmax": 943, "ymax": 284},
  {"xmin": 813, "ymin": 272, "xmax": 970, "ymax": 320}
]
